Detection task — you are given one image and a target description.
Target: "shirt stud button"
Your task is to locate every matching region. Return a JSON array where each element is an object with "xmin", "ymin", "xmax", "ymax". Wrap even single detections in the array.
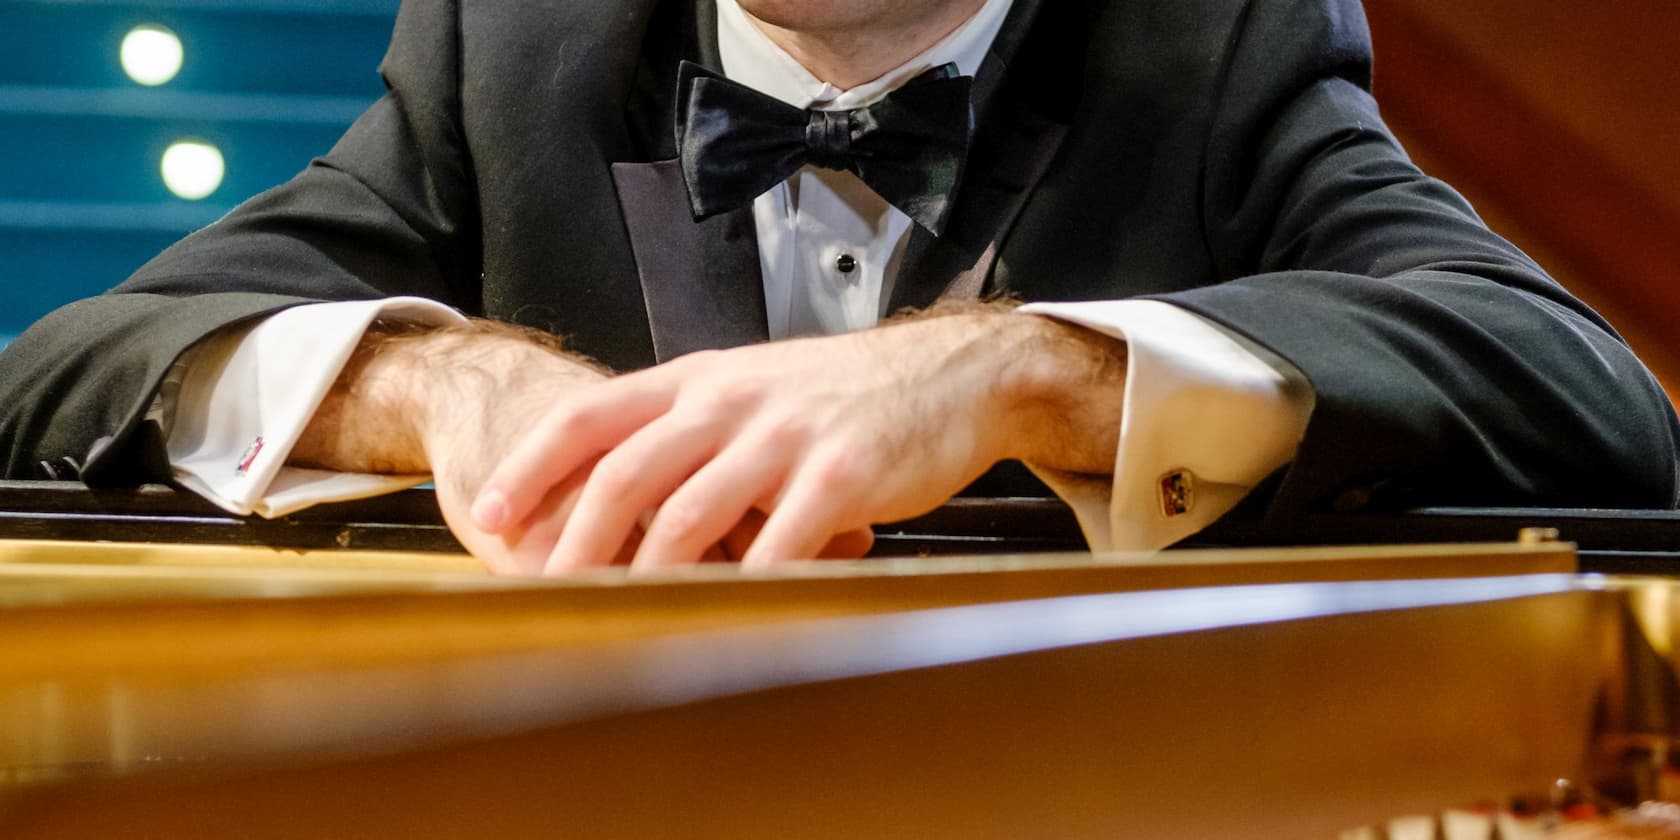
[{"xmin": 835, "ymin": 254, "xmax": 857, "ymax": 274}]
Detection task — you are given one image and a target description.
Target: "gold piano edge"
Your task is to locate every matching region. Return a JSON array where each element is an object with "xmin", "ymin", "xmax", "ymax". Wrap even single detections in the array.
[
  {"xmin": 0, "ymin": 578, "xmax": 1621, "ymax": 838},
  {"xmin": 0, "ymin": 539, "xmax": 1576, "ymax": 689},
  {"xmin": 0, "ymin": 534, "xmax": 1577, "ymax": 578}
]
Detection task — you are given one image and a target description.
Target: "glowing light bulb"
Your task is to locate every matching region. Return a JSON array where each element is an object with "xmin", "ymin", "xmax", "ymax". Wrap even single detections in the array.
[
  {"xmin": 161, "ymin": 140, "xmax": 224, "ymax": 200},
  {"xmin": 121, "ymin": 25, "xmax": 184, "ymax": 86}
]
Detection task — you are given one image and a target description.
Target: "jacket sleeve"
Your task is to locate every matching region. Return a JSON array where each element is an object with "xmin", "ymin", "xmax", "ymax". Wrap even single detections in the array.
[
  {"xmin": 1158, "ymin": 0, "xmax": 1680, "ymax": 514},
  {"xmin": 0, "ymin": 0, "xmax": 480, "ymax": 485}
]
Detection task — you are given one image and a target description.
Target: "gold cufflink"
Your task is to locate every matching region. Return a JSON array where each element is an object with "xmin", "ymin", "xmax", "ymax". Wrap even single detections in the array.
[{"xmin": 1158, "ymin": 469, "xmax": 1194, "ymax": 518}]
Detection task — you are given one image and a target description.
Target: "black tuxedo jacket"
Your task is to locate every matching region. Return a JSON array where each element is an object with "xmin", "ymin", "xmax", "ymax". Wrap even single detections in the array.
[{"xmin": 2, "ymin": 0, "xmax": 1676, "ymax": 520}]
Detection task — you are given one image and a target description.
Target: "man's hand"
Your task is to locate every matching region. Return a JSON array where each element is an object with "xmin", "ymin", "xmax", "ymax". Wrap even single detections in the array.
[
  {"xmin": 290, "ymin": 321, "xmax": 874, "ymax": 575},
  {"xmin": 470, "ymin": 310, "xmax": 1127, "ymax": 573},
  {"xmin": 290, "ymin": 322, "xmax": 629, "ymax": 574}
]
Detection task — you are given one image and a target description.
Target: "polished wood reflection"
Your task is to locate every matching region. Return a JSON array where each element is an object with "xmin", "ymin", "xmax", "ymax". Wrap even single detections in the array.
[
  {"xmin": 0, "ymin": 539, "xmax": 1599, "ymax": 836},
  {"xmin": 2, "ymin": 578, "xmax": 1616, "ymax": 838}
]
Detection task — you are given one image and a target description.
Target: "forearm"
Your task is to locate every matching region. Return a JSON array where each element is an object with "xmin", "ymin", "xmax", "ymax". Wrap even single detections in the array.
[
  {"xmin": 983, "ymin": 312, "xmax": 1128, "ymax": 477},
  {"xmin": 289, "ymin": 320, "xmax": 609, "ymax": 476},
  {"xmin": 881, "ymin": 302, "xmax": 1127, "ymax": 477}
]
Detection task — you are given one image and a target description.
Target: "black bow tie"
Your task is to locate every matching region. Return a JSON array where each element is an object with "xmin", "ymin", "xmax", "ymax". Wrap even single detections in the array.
[{"xmin": 675, "ymin": 61, "xmax": 975, "ymax": 235}]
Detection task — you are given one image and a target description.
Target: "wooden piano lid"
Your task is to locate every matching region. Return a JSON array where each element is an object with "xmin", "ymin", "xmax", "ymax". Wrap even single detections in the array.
[
  {"xmin": 0, "ymin": 538, "xmax": 1633, "ymax": 837},
  {"xmin": 0, "ymin": 573, "xmax": 1617, "ymax": 837}
]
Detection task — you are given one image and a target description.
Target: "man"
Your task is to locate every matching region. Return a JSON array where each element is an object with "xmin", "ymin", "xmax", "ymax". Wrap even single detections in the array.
[{"xmin": 1, "ymin": 0, "xmax": 1675, "ymax": 575}]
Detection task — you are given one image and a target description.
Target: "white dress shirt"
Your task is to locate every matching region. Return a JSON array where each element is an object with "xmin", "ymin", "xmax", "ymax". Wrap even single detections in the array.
[
  {"xmin": 716, "ymin": 0, "xmax": 1011, "ymax": 337},
  {"xmin": 165, "ymin": 0, "xmax": 1314, "ymax": 552}
]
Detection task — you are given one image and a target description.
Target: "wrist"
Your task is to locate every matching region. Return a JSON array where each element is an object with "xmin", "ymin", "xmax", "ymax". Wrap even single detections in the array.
[
  {"xmin": 403, "ymin": 329, "xmax": 606, "ymax": 471},
  {"xmin": 985, "ymin": 312, "xmax": 1128, "ymax": 473},
  {"xmin": 884, "ymin": 310, "xmax": 1123, "ymax": 473},
  {"xmin": 292, "ymin": 322, "xmax": 607, "ymax": 476},
  {"xmin": 287, "ymin": 324, "xmax": 430, "ymax": 474}
]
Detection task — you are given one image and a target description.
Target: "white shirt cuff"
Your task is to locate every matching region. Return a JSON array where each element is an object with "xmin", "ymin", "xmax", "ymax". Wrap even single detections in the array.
[
  {"xmin": 166, "ymin": 297, "xmax": 467, "ymax": 518},
  {"xmin": 1016, "ymin": 300, "xmax": 1315, "ymax": 553}
]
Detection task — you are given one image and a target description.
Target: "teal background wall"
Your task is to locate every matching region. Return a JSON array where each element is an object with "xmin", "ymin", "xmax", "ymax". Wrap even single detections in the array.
[{"xmin": 0, "ymin": 0, "xmax": 400, "ymax": 348}]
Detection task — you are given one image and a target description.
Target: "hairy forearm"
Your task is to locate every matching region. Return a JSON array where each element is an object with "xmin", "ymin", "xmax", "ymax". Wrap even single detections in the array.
[
  {"xmin": 881, "ymin": 302, "xmax": 1126, "ymax": 476},
  {"xmin": 985, "ymin": 312, "xmax": 1128, "ymax": 476},
  {"xmin": 289, "ymin": 320, "xmax": 608, "ymax": 475}
]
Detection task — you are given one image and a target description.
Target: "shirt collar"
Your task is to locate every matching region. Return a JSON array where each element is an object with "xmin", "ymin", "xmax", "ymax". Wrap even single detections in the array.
[{"xmin": 715, "ymin": 0, "xmax": 1015, "ymax": 111}]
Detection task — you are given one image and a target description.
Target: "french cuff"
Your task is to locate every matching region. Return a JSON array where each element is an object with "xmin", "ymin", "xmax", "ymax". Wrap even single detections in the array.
[
  {"xmin": 1015, "ymin": 300, "xmax": 1315, "ymax": 553},
  {"xmin": 166, "ymin": 297, "xmax": 467, "ymax": 518}
]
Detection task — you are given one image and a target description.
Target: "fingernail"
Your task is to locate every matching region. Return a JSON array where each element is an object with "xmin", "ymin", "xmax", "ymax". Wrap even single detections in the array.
[{"xmin": 473, "ymin": 491, "xmax": 509, "ymax": 531}]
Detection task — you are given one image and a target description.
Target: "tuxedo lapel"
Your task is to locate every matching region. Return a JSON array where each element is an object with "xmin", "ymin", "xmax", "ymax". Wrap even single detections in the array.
[
  {"xmin": 611, "ymin": 0, "xmax": 767, "ymax": 363},
  {"xmin": 612, "ymin": 160, "xmax": 768, "ymax": 363},
  {"xmin": 886, "ymin": 0, "xmax": 1075, "ymax": 314},
  {"xmin": 885, "ymin": 65, "xmax": 1068, "ymax": 313}
]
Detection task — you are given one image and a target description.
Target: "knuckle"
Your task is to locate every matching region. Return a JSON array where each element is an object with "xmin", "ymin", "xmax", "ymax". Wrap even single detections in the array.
[
  {"xmin": 541, "ymin": 406, "xmax": 588, "ymax": 442},
  {"xmin": 667, "ymin": 408, "xmax": 727, "ymax": 439},
  {"xmin": 704, "ymin": 379, "xmax": 763, "ymax": 413},
  {"xmin": 807, "ymin": 449, "xmax": 864, "ymax": 491},
  {"xmin": 588, "ymin": 455, "xmax": 639, "ymax": 496},
  {"xmin": 754, "ymin": 413, "xmax": 810, "ymax": 450},
  {"xmin": 651, "ymin": 498, "xmax": 709, "ymax": 544}
]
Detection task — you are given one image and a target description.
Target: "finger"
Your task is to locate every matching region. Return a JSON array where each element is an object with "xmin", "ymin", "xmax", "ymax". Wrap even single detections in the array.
[
  {"xmin": 612, "ymin": 509, "xmax": 658, "ymax": 568},
  {"xmin": 638, "ymin": 508, "xmax": 728, "ymax": 564},
  {"xmin": 741, "ymin": 471, "xmax": 858, "ymax": 570},
  {"xmin": 445, "ymin": 455, "xmax": 598, "ymax": 576},
  {"xmin": 473, "ymin": 374, "xmax": 674, "ymax": 533},
  {"xmin": 475, "ymin": 380, "xmax": 670, "ymax": 533},
  {"xmin": 615, "ymin": 523, "xmax": 646, "ymax": 568},
  {"xmin": 719, "ymin": 509, "xmax": 768, "ymax": 562},
  {"xmin": 478, "ymin": 484, "xmax": 581, "ymax": 576},
  {"xmin": 542, "ymin": 414, "xmax": 723, "ymax": 574},
  {"xmin": 631, "ymin": 443, "xmax": 788, "ymax": 571},
  {"xmin": 816, "ymin": 526, "xmax": 875, "ymax": 560}
]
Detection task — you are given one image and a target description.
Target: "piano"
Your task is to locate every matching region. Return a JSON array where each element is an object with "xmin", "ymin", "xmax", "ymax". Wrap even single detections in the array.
[{"xmin": 1, "ymin": 481, "xmax": 1679, "ymax": 836}]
